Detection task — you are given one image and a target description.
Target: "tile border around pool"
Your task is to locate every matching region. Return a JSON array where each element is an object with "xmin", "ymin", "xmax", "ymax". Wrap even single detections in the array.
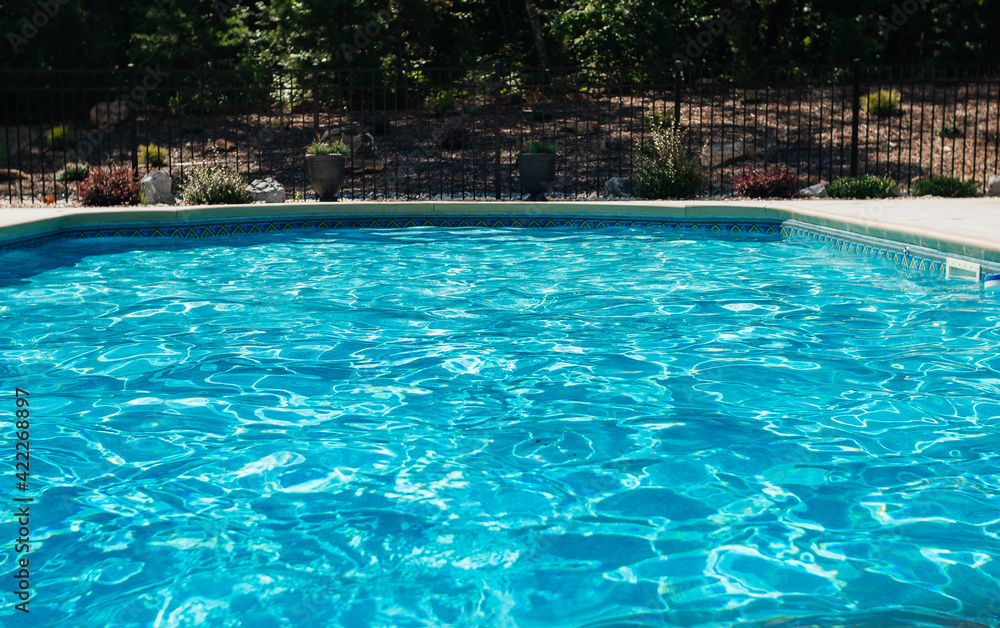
[
  {"xmin": 0, "ymin": 211, "xmax": 785, "ymax": 253},
  {"xmin": 1, "ymin": 201, "xmax": 999, "ymax": 280}
]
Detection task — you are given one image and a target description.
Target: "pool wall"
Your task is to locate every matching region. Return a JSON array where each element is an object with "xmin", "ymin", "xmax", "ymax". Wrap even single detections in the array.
[{"xmin": 1, "ymin": 200, "xmax": 998, "ymax": 278}]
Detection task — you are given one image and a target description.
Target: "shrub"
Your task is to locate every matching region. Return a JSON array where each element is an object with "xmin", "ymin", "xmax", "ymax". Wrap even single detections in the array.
[
  {"xmin": 645, "ymin": 106, "xmax": 674, "ymax": 131},
  {"xmin": 861, "ymin": 88, "xmax": 902, "ymax": 117},
  {"xmin": 76, "ymin": 164, "xmax": 139, "ymax": 206},
  {"xmin": 732, "ymin": 167, "xmax": 797, "ymax": 198},
  {"xmin": 522, "ymin": 140, "xmax": 557, "ymax": 154},
  {"xmin": 912, "ymin": 176, "xmax": 978, "ymax": 198},
  {"xmin": 181, "ymin": 165, "xmax": 252, "ymax": 205},
  {"xmin": 427, "ymin": 89, "xmax": 457, "ymax": 116},
  {"xmin": 55, "ymin": 162, "xmax": 89, "ymax": 182},
  {"xmin": 139, "ymin": 143, "xmax": 168, "ymax": 167},
  {"xmin": 934, "ymin": 125, "xmax": 963, "ymax": 139},
  {"xmin": 44, "ymin": 125, "xmax": 76, "ymax": 150},
  {"xmin": 826, "ymin": 174, "xmax": 898, "ymax": 199},
  {"xmin": 633, "ymin": 126, "xmax": 705, "ymax": 199},
  {"xmin": 740, "ymin": 92, "xmax": 765, "ymax": 105},
  {"xmin": 305, "ymin": 133, "xmax": 350, "ymax": 155}
]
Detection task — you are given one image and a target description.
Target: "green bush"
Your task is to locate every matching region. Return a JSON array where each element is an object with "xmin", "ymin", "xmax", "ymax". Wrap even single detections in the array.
[
  {"xmin": 139, "ymin": 143, "xmax": 168, "ymax": 167},
  {"xmin": 44, "ymin": 125, "xmax": 77, "ymax": 150},
  {"xmin": 934, "ymin": 125, "xmax": 963, "ymax": 139},
  {"xmin": 645, "ymin": 106, "xmax": 674, "ymax": 131},
  {"xmin": 305, "ymin": 133, "xmax": 350, "ymax": 155},
  {"xmin": 76, "ymin": 164, "xmax": 139, "ymax": 206},
  {"xmin": 912, "ymin": 176, "xmax": 978, "ymax": 198},
  {"xmin": 827, "ymin": 174, "xmax": 898, "ymax": 199},
  {"xmin": 56, "ymin": 162, "xmax": 89, "ymax": 182},
  {"xmin": 427, "ymin": 89, "xmax": 458, "ymax": 116},
  {"xmin": 181, "ymin": 165, "xmax": 252, "ymax": 205},
  {"xmin": 633, "ymin": 126, "xmax": 705, "ymax": 199},
  {"xmin": 861, "ymin": 89, "xmax": 902, "ymax": 117},
  {"xmin": 522, "ymin": 140, "xmax": 557, "ymax": 154}
]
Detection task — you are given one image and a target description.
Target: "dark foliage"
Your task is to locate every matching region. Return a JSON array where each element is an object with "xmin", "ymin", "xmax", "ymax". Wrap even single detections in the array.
[
  {"xmin": 76, "ymin": 164, "xmax": 140, "ymax": 206},
  {"xmin": 732, "ymin": 167, "xmax": 797, "ymax": 198}
]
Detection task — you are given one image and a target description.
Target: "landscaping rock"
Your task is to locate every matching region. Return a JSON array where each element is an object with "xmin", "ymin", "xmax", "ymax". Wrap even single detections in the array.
[
  {"xmin": 89, "ymin": 100, "xmax": 129, "ymax": 127},
  {"xmin": 346, "ymin": 158, "xmax": 386, "ymax": 174},
  {"xmin": 700, "ymin": 141, "xmax": 763, "ymax": 168},
  {"xmin": 797, "ymin": 183, "xmax": 828, "ymax": 198},
  {"xmin": 562, "ymin": 120, "xmax": 598, "ymax": 134},
  {"xmin": 140, "ymin": 170, "xmax": 174, "ymax": 205},
  {"xmin": 433, "ymin": 119, "xmax": 466, "ymax": 149},
  {"xmin": 363, "ymin": 111, "xmax": 390, "ymax": 135},
  {"xmin": 499, "ymin": 93, "xmax": 526, "ymax": 106},
  {"xmin": 247, "ymin": 178, "xmax": 285, "ymax": 203},
  {"xmin": 342, "ymin": 132, "xmax": 378, "ymax": 158},
  {"xmin": 290, "ymin": 99, "xmax": 316, "ymax": 114},
  {"xmin": 604, "ymin": 177, "xmax": 631, "ymax": 198},
  {"xmin": 320, "ymin": 122, "xmax": 361, "ymax": 142},
  {"xmin": 987, "ymin": 174, "xmax": 1000, "ymax": 197},
  {"xmin": 0, "ymin": 169, "xmax": 29, "ymax": 181}
]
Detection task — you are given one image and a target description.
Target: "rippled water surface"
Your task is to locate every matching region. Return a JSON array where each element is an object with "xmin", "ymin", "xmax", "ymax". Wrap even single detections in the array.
[{"xmin": 1, "ymin": 228, "xmax": 999, "ymax": 628}]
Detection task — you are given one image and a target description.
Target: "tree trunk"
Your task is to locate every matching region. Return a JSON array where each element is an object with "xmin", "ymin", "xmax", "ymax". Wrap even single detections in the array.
[{"xmin": 523, "ymin": 0, "xmax": 551, "ymax": 67}]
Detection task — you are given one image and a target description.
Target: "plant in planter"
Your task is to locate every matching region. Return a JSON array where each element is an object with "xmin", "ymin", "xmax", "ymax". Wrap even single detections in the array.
[
  {"xmin": 305, "ymin": 133, "xmax": 350, "ymax": 201},
  {"xmin": 517, "ymin": 140, "xmax": 557, "ymax": 201}
]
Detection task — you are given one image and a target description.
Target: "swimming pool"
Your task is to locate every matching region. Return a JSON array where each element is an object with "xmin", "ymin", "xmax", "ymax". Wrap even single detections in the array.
[{"xmin": 2, "ymin": 227, "xmax": 998, "ymax": 627}]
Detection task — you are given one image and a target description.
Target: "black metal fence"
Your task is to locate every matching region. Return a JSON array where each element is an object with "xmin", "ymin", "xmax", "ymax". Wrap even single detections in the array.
[{"xmin": 2, "ymin": 63, "xmax": 998, "ymax": 203}]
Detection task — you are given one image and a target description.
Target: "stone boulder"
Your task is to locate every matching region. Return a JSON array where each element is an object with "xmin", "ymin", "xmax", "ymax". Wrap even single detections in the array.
[
  {"xmin": 604, "ymin": 177, "xmax": 631, "ymax": 198},
  {"xmin": 363, "ymin": 111, "xmax": 390, "ymax": 136},
  {"xmin": 562, "ymin": 120, "xmax": 598, "ymax": 134},
  {"xmin": 0, "ymin": 169, "xmax": 29, "ymax": 181},
  {"xmin": 432, "ymin": 119, "xmax": 465, "ymax": 149},
  {"xmin": 89, "ymin": 100, "xmax": 129, "ymax": 127},
  {"xmin": 247, "ymin": 178, "xmax": 285, "ymax": 203},
  {"xmin": 290, "ymin": 99, "xmax": 316, "ymax": 114},
  {"xmin": 341, "ymin": 131, "xmax": 385, "ymax": 173},
  {"xmin": 139, "ymin": 170, "xmax": 174, "ymax": 205},
  {"xmin": 987, "ymin": 174, "xmax": 1000, "ymax": 197},
  {"xmin": 320, "ymin": 122, "xmax": 361, "ymax": 142},
  {"xmin": 341, "ymin": 132, "xmax": 378, "ymax": 158},
  {"xmin": 700, "ymin": 141, "xmax": 763, "ymax": 168},
  {"xmin": 797, "ymin": 183, "xmax": 828, "ymax": 199}
]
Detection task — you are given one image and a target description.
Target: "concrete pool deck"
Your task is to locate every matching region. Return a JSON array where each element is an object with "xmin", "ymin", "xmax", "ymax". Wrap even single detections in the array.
[{"xmin": 1, "ymin": 197, "xmax": 999, "ymax": 266}]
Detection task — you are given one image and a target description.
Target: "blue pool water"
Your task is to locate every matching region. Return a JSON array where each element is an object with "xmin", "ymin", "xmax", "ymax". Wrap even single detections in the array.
[{"xmin": 1, "ymin": 227, "xmax": 999, "ymax": 628}]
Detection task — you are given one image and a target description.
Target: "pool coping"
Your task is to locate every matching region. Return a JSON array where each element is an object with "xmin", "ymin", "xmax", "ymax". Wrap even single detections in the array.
[{"xmin": 2, "ymin": 199, "xmax": 999, "ymax": 275}]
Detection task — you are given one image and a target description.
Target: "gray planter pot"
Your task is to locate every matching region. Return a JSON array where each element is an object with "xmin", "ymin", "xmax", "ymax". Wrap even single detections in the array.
[
  {"xmin": 306, "ymin": 154, "xmax": 346, "ymax": 201},
  {"xmin": 517, "ymin": 152, "xmax": 556, "ymax": 201}
]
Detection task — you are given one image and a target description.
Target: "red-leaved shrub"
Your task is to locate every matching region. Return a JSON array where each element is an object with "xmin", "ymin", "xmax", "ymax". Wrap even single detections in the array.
[
  {"xmin": 76, "ymin": 164, "xmax": 139, "ymax": 206},
  {"xmin": 732, "ymin": 167, "xmax": 797, "ymax": 198}
]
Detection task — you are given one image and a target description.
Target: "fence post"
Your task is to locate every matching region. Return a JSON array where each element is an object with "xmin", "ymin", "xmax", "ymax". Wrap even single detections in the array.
[
  {"xmin": 312, "ymin": 65, "xmax": 320, "ymax": 135},
  {"xmin": 674, "ymin": 60, "xmax": 683, "ymax": 126},
  {"xmin": 128, "ymin": 64, "xmax": 138, "ymax": 172},
  {"xmin": 850, "ymin": 58, "xmax": 861, "ymax": 177},
  {"xmin": 494, "ymin": 61, "xmax": 502, "ymax": 200}
]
